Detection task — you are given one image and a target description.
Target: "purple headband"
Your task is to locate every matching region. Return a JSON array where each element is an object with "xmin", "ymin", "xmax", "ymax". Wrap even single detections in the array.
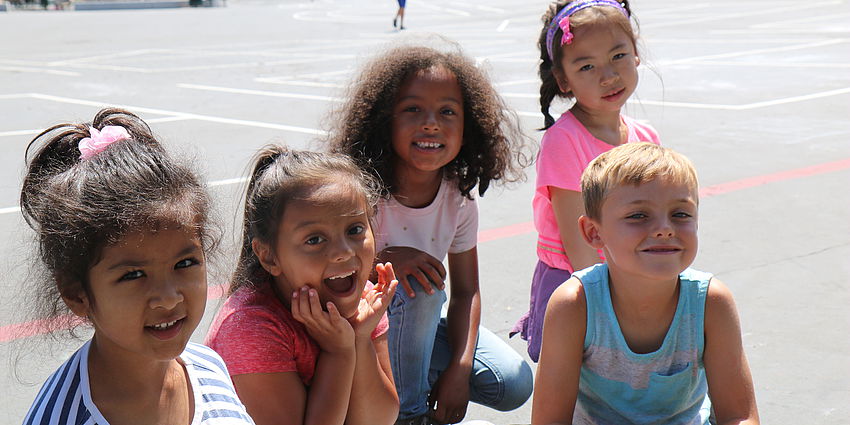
[{"xmin": 545, "ymin": 0, "xmax": 630, "ymax": 62}]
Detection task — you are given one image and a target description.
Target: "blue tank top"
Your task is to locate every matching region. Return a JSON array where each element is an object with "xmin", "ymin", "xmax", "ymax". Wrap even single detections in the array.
[{"xmin": 573, "ymin": 263, "xmax": 712, "ymax": 425}]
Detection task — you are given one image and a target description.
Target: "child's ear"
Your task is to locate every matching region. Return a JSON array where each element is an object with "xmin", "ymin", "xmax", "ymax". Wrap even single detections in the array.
[
  {"xmin": 252, "ymin": 239, "xmax": 282, "ymax": 277},
  {"xmin": 635, "ymin": 55, "xmax": 641, "ymax": 67},
  {"xmin": 578, "ymin": 215, "xmax": 605, "ymax": 249},
  {"xmin": 553, "ymin": 70, "xmax": 570, "ymax": 95},
  {"xmin": 61, "ymin": 287, "xmax": 91, "ymax": 319}
]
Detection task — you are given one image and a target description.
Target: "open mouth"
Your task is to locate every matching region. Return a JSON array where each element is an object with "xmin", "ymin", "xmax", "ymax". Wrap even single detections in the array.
[
  {"xmin": 323, "ymin": 270, "xmax": 357, "ymax": 296},
  {"xmin": 145, "ymin": 317, "xmax": 185, "ymax": 340},
  {"xmin": 413, "ymin": 140, "xmax": 444, "ymax": 150}
]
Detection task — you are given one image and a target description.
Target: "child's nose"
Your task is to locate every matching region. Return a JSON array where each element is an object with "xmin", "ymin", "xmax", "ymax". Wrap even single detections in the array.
[
  {"xmin": 149, "ymin": 279, "xmax": 184, "ymax": 310},
  {"xmin": 331, "ymin": 239, "xmax": 355, "ymax": 262},
  {"xmin": 421, "ymin": 111, "xmax": 439, "ymax": 131},
  {"xmin": 600, "ymin": 65, "xmax": 618, "ymax": 86},
  {"xmin": 654, "ymin": 218, "xmax": 674, "ymax": 238}
]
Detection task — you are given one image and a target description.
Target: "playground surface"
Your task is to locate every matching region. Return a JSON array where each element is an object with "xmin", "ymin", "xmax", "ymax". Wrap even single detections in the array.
[{"xmin": 1, "ymin": 0, "xmax": 848, "ymax": 423}]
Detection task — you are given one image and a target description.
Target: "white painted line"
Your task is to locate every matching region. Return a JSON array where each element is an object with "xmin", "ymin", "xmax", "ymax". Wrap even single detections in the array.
[
  {"xmin": 209, "ymin": 176, "xmax": 250, "ymax": 187},
  {"xmin": 146, "ymin": 116, "xmax": 193, "ymax": 124},
  {"xmin": 254, "ymin": 79, "xmax": 346, "ymax": 89},
  {"xmin": 642, "ymin": 0, "xmax": 841, "ymax": 29},
  {"xmin": 739, "ymin": 86, "xmax": 850, "ymax": 109},
  {"xmin": 416, "ymin": 1, "xmax": 470, "ymax": 16},
  {"xmin": 750, "ymin": 12, "xmax": 850, "ymax": 29},
  {"xmin": 507, "ymin": 87, "xmax": 850, "ymax": 111},
  {"xmin": 0, "ymin": 129, "xmax": 40, "ymax": 138},
  {"xmin": 662, "ymin": 39, "xmax": 847, "ymax": 65},
  {"xmin": 495, "ymin": 78, "xmax": 538, "ymax": 87},
  {"xmin": 690, "ymin": 60, "xmax": 850, "ymax": 69},
  {"xmin": 0, "ymin": 93, "xmax": 36, "ymax": 100},
  {"xmin": 46, "ymin": 49, "xmax": 160, "ymax": 66},
  {"xmin": 497, "ymin": 20, "xmax": 510, "ymax": 32},
  {"xmin": 177, "ymin": 83, "xmax": 343, "ymax": 102},
  {"xmin": 0, "ymin": 175, "xmax": 256, "ymax": 216},
  {"xmin": 0, "ymin": 66, "xmax": 80, "ymax": 76},
  {"xmin": 21, "ymin": 93, "xmax": 326, "ymax": 136},
  {"xmin": 477, "ymin": 5, "xmax": 505, "ymax": 13}
]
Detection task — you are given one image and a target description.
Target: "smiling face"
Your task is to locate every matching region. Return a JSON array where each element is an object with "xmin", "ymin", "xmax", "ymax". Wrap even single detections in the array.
[
  {"xmin": 584, "ymin": 178, "xmax": 698, "ymax": 284},
  {"xmin": 257, "ymin": 181, "xmax": 375, "ymax": 319},
  {"xmin": 391, "ymin": 65, "xmax": 464, "ymax": 181},
  {"xmin": 556, "ymin": 20, "xmax": 639, "ymax": 116},
  {"xmin": 67, "ymin": 226, "xmax": 207, "ymax": 363}
]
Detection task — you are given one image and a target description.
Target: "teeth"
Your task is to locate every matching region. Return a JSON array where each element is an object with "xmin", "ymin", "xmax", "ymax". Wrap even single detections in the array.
[
  {"xmin": 328, "ymin": 270, "xmax": 355, "ymax": 280},
  {"xmin": 151, "ymin": 320, "xmax": 178, "ymax": 330},
  {"xmin": 414, "ymin": 141, "xmax": 442, "ymax": 149}
]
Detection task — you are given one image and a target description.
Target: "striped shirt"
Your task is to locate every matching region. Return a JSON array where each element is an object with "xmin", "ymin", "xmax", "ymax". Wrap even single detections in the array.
[{"xmin": 23, "ymin": 341, "xmax": 254, "ymax": 425}]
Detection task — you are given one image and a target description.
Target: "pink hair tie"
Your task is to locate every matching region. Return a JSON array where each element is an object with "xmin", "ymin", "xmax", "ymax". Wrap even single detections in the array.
[
  {"xmin": 78, "ymin": 125, "xmax": 131, "ymax": 160},
  {"xmin": 559, "ymin": 16, "xmax": 574, "ymax": 45}
]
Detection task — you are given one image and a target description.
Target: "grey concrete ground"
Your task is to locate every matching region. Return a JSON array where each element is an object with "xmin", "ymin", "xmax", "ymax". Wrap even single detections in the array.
[{"xmin": 1, "ymin": 0, "xmax": 849, "ymax": 423}]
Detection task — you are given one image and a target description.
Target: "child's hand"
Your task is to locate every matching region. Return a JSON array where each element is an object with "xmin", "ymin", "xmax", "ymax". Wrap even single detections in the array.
[
  {"xmin": 378, "ymin": 246, "xmax": 445, "ymax": 298},
  {"xmin": 291, "ymin": 287, "xmax": 355, "ymax": 354},
  {"xmin": 350, "ymin": 263, "xmax": 398, "ymax": 338},
  {"xmin": 428, "ymin": 364, "xmax": 470, "ymax": 424}
]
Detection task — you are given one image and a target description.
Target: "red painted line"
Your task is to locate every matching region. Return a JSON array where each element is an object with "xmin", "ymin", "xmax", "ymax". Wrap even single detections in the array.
[
  {"xmin": 698, "ymin": 157, "xmax": 850, "ymax": 197},
  {"xmin": 2, "ymin": 158, "xmax": 848, "ymax": 343}
]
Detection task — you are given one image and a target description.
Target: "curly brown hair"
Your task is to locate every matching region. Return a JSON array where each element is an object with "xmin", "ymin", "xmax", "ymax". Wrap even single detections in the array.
[
  {"xmin": 328, "ymin": 43, "xmax": 529, "ymax": 199},
  {"xmin": 538, "ymin": 0, "xmax": 638, "ymax": 129}
]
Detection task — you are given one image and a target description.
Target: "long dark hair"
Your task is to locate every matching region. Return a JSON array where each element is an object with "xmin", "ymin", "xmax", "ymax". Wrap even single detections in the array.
[
  {"xmin": 538, "ymin": 0, "xmax": 637, "ymax": 129},
  {"xmin": 20, "ymin": 108, "xmax": 216, "ymax": 331},
  {"xmin": 231, "ymin": 146, "xmax": 380, "ymax": 294}
]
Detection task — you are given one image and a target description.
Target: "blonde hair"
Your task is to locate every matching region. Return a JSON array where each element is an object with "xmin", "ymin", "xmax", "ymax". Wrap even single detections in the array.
[{"xmin": 581, "ymin": 143, "xmax": 698, "ymax": 220}]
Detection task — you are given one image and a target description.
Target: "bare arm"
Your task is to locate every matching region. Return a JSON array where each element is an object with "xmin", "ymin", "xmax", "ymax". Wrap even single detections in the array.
[
  {"xmin": 427, "ymin": 247, "xmax": 481, "ymax": 424},
  {"xmin": 704, "ymin": 278, "xmax": 760, "ymax": 425},
  {"xmin": 346, "ymin": 264, "xmax": 400, "ymax": 425},
  {"xmin": 550, "ymin": 187, "xmax": 602, "ymax": 271},
  {"xmin": 531, "ymin": 277, "xmax": 586, "ymax": 425}
]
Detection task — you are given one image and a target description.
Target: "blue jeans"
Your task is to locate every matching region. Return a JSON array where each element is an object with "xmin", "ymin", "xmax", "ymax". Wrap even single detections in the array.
[{"xmin": 387, "ymin": 278, "xmax": 534, "ymax": 419}]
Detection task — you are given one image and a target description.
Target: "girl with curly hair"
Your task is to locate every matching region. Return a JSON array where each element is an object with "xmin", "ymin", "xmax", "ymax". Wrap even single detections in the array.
[{"xmin": 329, "ymin": 43, "xmax": 533, "ymax": 425}]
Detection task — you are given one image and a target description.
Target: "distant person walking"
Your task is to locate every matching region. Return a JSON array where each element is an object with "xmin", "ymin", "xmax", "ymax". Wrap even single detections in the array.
[{"xmin": 393, "ymin": 0, "xmax": 406, "ymax": 30}]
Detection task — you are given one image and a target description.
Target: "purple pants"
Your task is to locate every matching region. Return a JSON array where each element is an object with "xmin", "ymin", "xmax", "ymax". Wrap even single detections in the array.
[{"xmin": 510, "ymin": 260, "xmax": 572, "ymax": 362}]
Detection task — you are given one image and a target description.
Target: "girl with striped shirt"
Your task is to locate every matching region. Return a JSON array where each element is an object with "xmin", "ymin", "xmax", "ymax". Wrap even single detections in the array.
[{"xmin": 20, "ymin": 109, "xmax": 253, "ymax": 425}]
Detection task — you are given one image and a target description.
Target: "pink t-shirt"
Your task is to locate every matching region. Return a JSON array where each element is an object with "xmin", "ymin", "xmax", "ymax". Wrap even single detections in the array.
[
  {"xmin": 205, "ymin": 281, "xmax": 389, "ymax": 386},
  {"xmin": 532, "ymin": 111, "xmax": 660, "ymax": 272}
]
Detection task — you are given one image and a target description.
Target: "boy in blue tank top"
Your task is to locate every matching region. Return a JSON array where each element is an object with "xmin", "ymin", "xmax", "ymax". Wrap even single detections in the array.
[{"xmin": 531, "ymin": 143, "xmax": 760, "ymax": 425}]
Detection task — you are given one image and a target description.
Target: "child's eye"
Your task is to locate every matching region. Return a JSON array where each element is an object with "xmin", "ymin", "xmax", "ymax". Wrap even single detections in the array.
[
  {"xmin": 348, "ymin": 224, "xmax": 366, "ymax": 236},
  {"xmin": 402, "ymin": 106, "xmax": 420, "ymax": 113},
  {"xmin": 672, "ymin": 212, "xmax": 693, "ymax": 219},
  {"xmin": 579, "ymin": 64, "xmax": 594, "ymax": 72},
  {"xmin": 175, "ymin": 258, "xmax": 200, "ymax": 269},
  {"xmin": 626, "ymin": 212, "xmax": 647, "ymax": 220},
  {"xmin": 306, "ymin": 235, "xmax": 325, "ymax": 245},
  {"xmin": 613, "ymin": 53, "xmax": 626, "ymax": 60},
  {"xmin": 119, "ymin": 270, "xmax": 145, "ymax": 281},
  {"xmin": 441, "ymin": 108, "xmax": 457, "ymax": 116}
]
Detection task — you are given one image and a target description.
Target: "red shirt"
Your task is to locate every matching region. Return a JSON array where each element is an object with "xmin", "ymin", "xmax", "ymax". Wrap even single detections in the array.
[{"xmin": 206, "ymin": 282, "xmax": 389, "ymax": 386}]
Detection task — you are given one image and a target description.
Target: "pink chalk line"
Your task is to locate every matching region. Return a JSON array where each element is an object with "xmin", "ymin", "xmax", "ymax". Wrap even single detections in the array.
[{"xmin": 2, "ymin": 157, "xmax": 848, "ymax": 343}]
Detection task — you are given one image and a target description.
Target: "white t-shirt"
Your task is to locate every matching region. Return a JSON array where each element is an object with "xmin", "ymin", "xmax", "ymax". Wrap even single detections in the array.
[{"xmin": 373, "ymin": 179, "xmax": 478, "ymax": 260}]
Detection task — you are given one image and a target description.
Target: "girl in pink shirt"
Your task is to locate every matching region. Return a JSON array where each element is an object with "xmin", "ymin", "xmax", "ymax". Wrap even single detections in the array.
[
  {"xmin": 511, "ymin": 0, "xmax": 660, "ymax": 362},
  {"xmin": 206, "ymin": 147, "xmax": 399, "ymax": 425}
]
